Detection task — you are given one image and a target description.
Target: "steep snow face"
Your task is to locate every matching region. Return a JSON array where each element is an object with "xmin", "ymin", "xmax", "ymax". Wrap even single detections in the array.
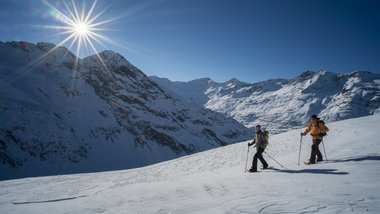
[
  {"xmin": 151, "ymin": 71, "xmax": 380, "ymax": 133},
  {"xmin": 0, "ymin": 115, "xmax": 379, "ymax": 213},
  {"xmin": 0, "ymin": 41, "xmax": 251, "ymax": 180},
  {"xmin": 319, "ymin": 72, "xmax": 380, "ymax": 121}
]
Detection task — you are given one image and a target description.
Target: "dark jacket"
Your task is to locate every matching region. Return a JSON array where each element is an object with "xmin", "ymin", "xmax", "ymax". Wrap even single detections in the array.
[{"xmin": 249, "ymin": 130, "xmax": 267, "ymax": 149}]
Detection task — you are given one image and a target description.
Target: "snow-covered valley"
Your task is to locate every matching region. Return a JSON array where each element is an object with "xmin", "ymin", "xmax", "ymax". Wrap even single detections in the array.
[{"xmin": 1, "ymin": 115, "xmax": 379, "ymax": 213}]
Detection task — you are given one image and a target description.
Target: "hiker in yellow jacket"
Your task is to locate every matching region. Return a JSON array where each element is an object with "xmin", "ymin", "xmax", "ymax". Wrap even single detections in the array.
[{"xmin": 301, "ymin": 115, "xmax": 329, "ymax": 164}]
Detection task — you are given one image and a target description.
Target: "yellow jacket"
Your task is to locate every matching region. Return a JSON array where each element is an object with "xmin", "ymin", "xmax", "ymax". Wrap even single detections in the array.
[{"xmin": 302, "ymin": 120, "xmax": 329, "ymax": 140}]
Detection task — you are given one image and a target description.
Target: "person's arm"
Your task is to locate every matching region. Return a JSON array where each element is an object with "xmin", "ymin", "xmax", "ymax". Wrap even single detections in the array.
[
  {"xmin": 301, "ymin": 125, "xmax": 311, "ymax": 136},
  {"xmin": 321, "ymin": 123, "xmax": 329, "ymax": 132},
  {"xmin": 248, "ymin": 139, "xmax": 256, "ymax": 147}
]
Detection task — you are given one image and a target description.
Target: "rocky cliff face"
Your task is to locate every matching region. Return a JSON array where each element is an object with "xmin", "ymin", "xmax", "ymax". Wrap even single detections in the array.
[
  {"xmin": 0, "ymin": 41, "xmax": 251, "ymax": 180},
  {"xmin": 151, "ymin": 71, "xmax": 380, "ymax": 133}
]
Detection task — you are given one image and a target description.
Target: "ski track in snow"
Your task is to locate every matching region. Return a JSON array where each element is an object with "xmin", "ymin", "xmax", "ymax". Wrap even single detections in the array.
[
  {"xmin": 13, "ymin": 195, "xmax": 87, "ymax": 205},
  {"xmin": 1, "ymin": 115, "xmax": 380, "ymax": 213}
]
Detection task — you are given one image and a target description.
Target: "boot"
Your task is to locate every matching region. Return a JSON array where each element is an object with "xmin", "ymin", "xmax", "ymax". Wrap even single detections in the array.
[{"xmin": 304, "ymin": 160, "xmax": 315, "ymax": 165}]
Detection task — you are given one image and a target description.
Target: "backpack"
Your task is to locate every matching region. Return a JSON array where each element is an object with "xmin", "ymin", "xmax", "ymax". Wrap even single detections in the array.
[
  {"xmin": 317, "ymin": 120, "xmax": 327, "ymax": 137},
  {"xmin": 261, "ymin": 130, "xmax": 269, "ymax": 147}
]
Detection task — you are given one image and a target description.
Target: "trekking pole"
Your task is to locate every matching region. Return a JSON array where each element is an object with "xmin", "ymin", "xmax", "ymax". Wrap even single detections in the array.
[
  {"xmin": 298, "ymin": 135, "xmax": 303, "ymax": 165},
  {"xmin": 264, "ymin": 151, "xmax": 289, "ymax": 170},
  {"xmin": 244, "ymin": 145, "xmax": 250, "ymax": 172},
  {"xmin": 321, "ymin": 139, "xmax": 328, "ymax": 162}
]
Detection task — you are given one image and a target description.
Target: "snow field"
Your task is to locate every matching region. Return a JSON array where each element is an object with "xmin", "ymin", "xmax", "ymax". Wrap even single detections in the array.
[{"xmin": 1, "ymin": 115, "xmax": 380, "ymax": 213}]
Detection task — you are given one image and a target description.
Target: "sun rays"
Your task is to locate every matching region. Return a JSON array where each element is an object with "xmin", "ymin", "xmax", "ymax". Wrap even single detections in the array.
[
  {"xmin": 11, "ymin": 0, "xmax": 167, "ymax": 80},
  {"xmin": 38, "ymin": 0, "xmax": 118, "ymax": 70}
]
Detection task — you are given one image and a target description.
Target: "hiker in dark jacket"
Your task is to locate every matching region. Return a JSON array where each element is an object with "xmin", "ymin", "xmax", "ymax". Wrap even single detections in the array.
[
  {"xmin": 248, "ymin": 125, "xmax": 268, "ymax": 172},
  {"xmin": 301, "ymin": 114, "xmax": 329, "ymax": 164}
]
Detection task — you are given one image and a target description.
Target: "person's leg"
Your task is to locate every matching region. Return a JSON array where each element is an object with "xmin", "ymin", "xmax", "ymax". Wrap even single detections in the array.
[
  {"xmin": 315, "ymin": 139, "xmax": 323, "ymax": 161},
  {"xmin": 310, "ymin": 139, "xmax": 322, "ymax": 163},
  {"xmin": 257, "ymin": 148, "xmax": 268, "ymax": 168},
  {"xmin": 310, "ymin": 140, "xmax": 317, "ymax": 163},
  {"xmin": 250, "ymin": 152, "xmax": 259, "ymax": 172}
]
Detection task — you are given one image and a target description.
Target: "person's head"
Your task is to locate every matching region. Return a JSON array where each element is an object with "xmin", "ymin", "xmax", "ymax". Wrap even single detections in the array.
[
  {"xmin": 311, "ymin": 114, "xmax": 319, "ymax": 121},
  {"xmin": 255, "ymin": 124, "xmax": 261, "ymax": 133}
]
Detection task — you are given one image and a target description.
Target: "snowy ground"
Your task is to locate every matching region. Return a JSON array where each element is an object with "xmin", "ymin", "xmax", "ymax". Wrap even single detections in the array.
[{"xmin": 1, "ymin": 115, "xmax": 380, "ymax": 213}]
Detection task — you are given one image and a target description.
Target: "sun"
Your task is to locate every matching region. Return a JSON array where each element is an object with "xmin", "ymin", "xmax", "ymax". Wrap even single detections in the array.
[
  {"xmin": 73, "ymin": 22, "xmax": 89, "ymax": 36},
  {"xmin": 40, "ymin": 0, "xmax": 118, "ymax": 70}
]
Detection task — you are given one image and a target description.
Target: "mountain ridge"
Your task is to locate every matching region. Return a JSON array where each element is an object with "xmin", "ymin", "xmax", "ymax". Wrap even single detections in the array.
[
  {"xmin": 151, "ymin": 70, "xmax": 380, "ymax": 133},
  {"xmin": 0, "ymin": 41, "xmax": 251, "ymax": 180}
]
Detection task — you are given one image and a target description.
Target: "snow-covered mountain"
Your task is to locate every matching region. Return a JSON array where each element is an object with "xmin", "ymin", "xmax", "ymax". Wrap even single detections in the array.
[
  {"xmin": 0, "ymin": 41, "xmax": 251, "ymax": 180},
  {"xmin": 1, "ymin": 115, "xmax": 379, "ymax": 213},
  {"xmin": 151, "ymin": 71, "xmax": 380, "ymax": 133}
]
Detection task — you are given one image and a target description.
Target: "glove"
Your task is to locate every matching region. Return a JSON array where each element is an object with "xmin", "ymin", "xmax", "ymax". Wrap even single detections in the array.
[
  {"xmin": 300, "ymin": 132, "xmax": 305, "ymax": 136},
  {"xmin": 248, "ymin": 140, "xmax": 255, "ymax": 147}
]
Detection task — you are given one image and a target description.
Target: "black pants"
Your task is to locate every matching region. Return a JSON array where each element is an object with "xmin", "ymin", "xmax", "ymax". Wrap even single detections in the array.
[
  {"xmin": 310, "ymin": 139, "xmax": 323, "ymax": 163},
  {"xmin": 251, "ymin": 147, "xmax": 268, "ymax": 171}
]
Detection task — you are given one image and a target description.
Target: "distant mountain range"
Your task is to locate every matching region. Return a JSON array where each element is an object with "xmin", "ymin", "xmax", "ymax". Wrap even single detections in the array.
[
  {"xmin": 0, "ymin": 41, "xmax": 251, "ymax": 180},
  {"xmin": 151, "ymin": 71, "xmax": 380, "ymax": 133}
]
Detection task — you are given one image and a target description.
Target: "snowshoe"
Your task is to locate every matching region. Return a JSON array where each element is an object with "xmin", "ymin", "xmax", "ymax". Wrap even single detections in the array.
[{"xmin": 304, "ymin": 161, "xmax": 316, "ymax": 165}]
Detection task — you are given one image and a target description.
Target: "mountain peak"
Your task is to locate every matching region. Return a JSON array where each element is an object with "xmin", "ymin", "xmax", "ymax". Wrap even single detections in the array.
[
  {"xmin": 225, "ymin": 77, "xmax": 250, "ymax": 88},
  {"xmin": 227, "ymin": 77, "xmax": 240, "ymax": 83},
  {"xmin": 82, "ymin": 50, "xmax": 136, "ymax": 69},
  {"xmin": 36, "ymin": 42, "xmax": 56, "ymax": 50},
  {"xmin": 97, "ymin": 50, "xmax": 125, "ymax": 62},
  {"xmin": 2, "ymin": 41, "xmax": 72, "ymax": 55},
  {"xmin": 36, "ymin": 42, "xmax": 73, "ymax": 56},
  {"xmin": 299, "ymin": 70, "xmax": 317, "ymax": 78},
  {"xmin": 98, "ymin": 50, "xmax": 120, "ymax": 57}
]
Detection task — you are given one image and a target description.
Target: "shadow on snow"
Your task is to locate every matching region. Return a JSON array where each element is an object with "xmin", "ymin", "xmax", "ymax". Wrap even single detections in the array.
[
  {"xmin": 269, "ymin": 167, "xmax": 349, "ymax": 175},
  {"xmin": 267, "ymin": 155, "xmax": 380, "ymax": 175},
  {"xmin": 327, "ymin": 155, "xmax": 380, "ymax": 163}
]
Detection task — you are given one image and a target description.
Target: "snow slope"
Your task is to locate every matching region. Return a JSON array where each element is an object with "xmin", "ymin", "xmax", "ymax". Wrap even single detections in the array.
[{"xmin": 1, "ymin": 115, "xmax": 379, "ymax": 213}]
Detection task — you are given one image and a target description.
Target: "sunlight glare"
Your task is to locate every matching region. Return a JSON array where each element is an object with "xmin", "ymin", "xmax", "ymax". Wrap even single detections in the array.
[
  {"xmin": 74, "ymin": 22, "xmax": 89, "ymax": 35},
  {"xmin": 41, "ymin": 0, "xmax": 117, "ymax": 70}
]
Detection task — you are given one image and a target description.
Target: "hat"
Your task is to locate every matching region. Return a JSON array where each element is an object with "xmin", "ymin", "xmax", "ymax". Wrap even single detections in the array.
[{"xmin": 311, "ymin": 115, "xmax": 318, "ymax": 119}]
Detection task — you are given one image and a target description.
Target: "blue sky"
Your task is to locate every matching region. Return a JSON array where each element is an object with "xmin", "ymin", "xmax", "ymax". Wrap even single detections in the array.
[{"xmin": 0, "ymin": 0, "xmax": 379, "ymax": 83}]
